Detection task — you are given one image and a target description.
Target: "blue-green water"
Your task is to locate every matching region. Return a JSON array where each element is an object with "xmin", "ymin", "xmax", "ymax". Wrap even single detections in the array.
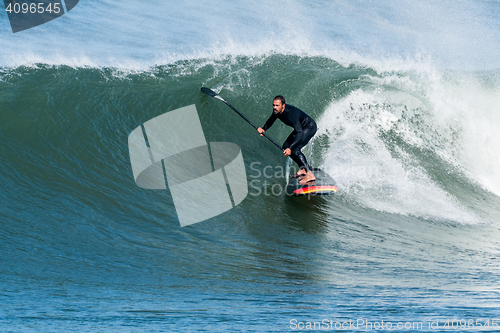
[{"xmin": 1, "ymin": 1, "xmax": 500, "ymax": 332}]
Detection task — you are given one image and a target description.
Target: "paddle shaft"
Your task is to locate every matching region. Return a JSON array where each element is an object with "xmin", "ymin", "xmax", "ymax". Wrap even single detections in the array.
[{"xmin": 201, "ymin": 88, "xmax": 283, "ymax": 151}]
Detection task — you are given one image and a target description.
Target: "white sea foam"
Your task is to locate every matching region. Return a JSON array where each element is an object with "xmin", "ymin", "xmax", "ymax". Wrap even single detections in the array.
[
  {"xmin": 2, "ymin": 0, "xmax": 500, "ymax": 70},
  {"xmin": 316, "ymin": 64, "xmax": 500, "ymax": 223}
]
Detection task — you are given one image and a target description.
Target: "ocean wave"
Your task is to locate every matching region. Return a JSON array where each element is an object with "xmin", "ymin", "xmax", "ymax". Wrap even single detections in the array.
[{"xmin": 1, "ymin": 54, "xmax": 499, "ymax": 226}]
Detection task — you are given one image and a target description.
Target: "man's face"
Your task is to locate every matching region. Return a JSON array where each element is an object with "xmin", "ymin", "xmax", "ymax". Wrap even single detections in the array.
[{"xmin": 273, "ymin": 99, "xmax": 285, "ymax": 114}]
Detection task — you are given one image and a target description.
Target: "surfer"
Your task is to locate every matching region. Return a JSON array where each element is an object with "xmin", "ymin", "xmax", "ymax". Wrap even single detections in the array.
[{"xmin": 257, "ymin": 96, "xmax": 317, "ymax": 184}]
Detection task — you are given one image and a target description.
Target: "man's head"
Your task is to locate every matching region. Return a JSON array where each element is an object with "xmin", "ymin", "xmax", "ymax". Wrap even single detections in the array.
[{"xmin": 273, "ymin": 95, "xmax": 286, "ymax": 114}]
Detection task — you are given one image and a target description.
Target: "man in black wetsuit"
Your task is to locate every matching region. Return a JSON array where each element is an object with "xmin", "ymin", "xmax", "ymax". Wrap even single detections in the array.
[{"xmin": 257, "ymin": 95, "xmax": 317, "ymax": 184}]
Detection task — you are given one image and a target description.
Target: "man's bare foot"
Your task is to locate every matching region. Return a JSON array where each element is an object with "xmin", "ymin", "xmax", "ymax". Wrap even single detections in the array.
[
  {"xmin": 292, "ymin": 169, "xmax": 307, "ymax": 178},
  {"xmin": 299, "ymin": 171, "xmax": 316, "ymax": 184}
]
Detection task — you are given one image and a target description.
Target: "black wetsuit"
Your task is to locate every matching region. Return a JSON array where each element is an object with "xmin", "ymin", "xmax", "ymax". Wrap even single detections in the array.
[{"xmin": 262, "ymin": 104, "xmax": 317, "ymax": 171}]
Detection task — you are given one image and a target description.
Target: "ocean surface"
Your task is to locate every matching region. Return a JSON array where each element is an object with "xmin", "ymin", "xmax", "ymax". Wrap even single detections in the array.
[{"xmin": 1, "ymin": 0, "xmax": 500, "ymax": 332}]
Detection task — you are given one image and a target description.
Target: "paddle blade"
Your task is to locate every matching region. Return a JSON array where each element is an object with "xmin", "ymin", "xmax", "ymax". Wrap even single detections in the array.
[
  {"xmin": 201, "ymin": 87, "xmax": 227, "ymax": 102},
  {"xmin": 201, "ymin": 87, "xmax": 218, "ymax": 98}
]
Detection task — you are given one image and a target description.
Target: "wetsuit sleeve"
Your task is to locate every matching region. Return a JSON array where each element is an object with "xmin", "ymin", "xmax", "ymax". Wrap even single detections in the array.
[{"xmin": 262, "ymin": 113, "xmax": 278, "ymax": 131}]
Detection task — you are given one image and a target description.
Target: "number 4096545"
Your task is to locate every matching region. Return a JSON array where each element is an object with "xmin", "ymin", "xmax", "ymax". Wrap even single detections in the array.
[
  {"xmin": 442, "ymin": 319, "xmax": 499, "ymax": 328},
  {"xmin": 5, "ymin": 2, "xmax": 61, "ymax": 14}
]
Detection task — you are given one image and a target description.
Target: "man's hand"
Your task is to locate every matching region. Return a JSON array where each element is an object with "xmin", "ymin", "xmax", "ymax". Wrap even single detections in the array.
[
  {"xmin": 257, "ymin": 127, "xmax": 265, "ymax": 136},
  {"xmin": 283, "ymin": 148, "xmax": 291, "ymax": 156}
]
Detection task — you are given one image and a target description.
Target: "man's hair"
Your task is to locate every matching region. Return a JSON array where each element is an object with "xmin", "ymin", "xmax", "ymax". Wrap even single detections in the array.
[{"xmin": 273, "ymin": 95, "xmax": 285, "ymax": 104}]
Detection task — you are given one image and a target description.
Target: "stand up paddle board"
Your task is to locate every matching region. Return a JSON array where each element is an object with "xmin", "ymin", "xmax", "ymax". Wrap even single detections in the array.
[{"xmin": 286, "ymin": 168, "xmax": 337, "ymax": 196}]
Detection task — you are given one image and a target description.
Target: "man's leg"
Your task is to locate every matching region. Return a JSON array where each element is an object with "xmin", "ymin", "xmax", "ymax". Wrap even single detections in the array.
[
  {"xmin": 290, "ymin": 124, "xmax": 317, "ymax": 184},
  {"xmin": 283, "ymin": 131, "xmax": 307, "ymax": 177}
]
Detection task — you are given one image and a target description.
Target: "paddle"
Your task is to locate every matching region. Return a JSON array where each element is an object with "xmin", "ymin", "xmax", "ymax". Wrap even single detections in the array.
[{"xmin": 201, "ymin": 87, "xmax": 283, "ymax": 151}]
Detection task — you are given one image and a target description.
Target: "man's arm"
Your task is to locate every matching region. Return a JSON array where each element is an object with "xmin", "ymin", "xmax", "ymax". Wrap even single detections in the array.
[
  {"xmin": 258, "ymin": 113, "xmax": 278, "ymax": 136},
  {"xmin": 262, "ymin": 113, "xmax": 278, "ymax": 131}
]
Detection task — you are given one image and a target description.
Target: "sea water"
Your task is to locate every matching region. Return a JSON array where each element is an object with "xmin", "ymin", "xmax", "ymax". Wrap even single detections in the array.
[{"xmin": 1, "ymin": 0, "xmax": 500, "ymax": 332}]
